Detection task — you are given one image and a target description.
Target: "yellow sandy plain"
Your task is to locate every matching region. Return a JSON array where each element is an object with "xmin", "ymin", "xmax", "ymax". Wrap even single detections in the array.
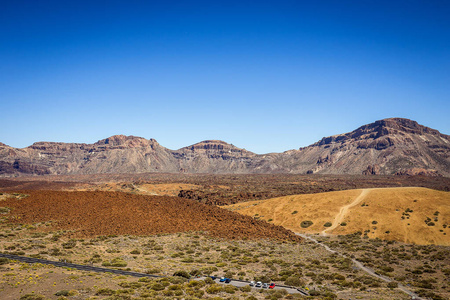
[{"xmin": 226, "ymin": 187, "xmax": 450, "ymax": 245}]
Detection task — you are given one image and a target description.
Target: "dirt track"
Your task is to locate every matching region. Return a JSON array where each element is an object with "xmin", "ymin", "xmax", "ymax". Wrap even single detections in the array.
[
  {"xmin": 2, "ymin": 190, "xmax": 301, "ymax": 241},
  {"xmin": 321, "ymin": 189, "xmax": 371, "ymax": 235}
]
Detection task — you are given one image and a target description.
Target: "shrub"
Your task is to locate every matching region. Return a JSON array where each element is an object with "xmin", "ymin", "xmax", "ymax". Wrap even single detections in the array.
[
  {"xmin": 173, "ymin": 270, "xmax": 190, "ymax": 279},
  {"xmin": 146, "ymin": 268, "xmax": 160, "ymax": 274},
  {"xmin": 284, "ymin": 276, "xmax": 303, "ymax": 287},
  {"xmin": 340, "ymin": 222, "xmax": 347, "ymax": 226},
  {"xmin": 300, "ymin": 220, "xmax": 313, "ymax": 228},
  {"xmin": 0, "ymin": 257, "xmax": 10, "ymax": 265},
  {"xmin": 240, "ymin": 285, "xmax": 251, "ymax": 292},
  {"xmin": 324, "ymin": 222, "xmax": 332, "ymax": 227},
  {"xmin": 150, "ymin": 283, "xmax": 165, "ymax": 291},
  {"xmin": 20, "ymin": 294, "xmax": 46, "ymax": 300},
  {"xmin": 130, "ymin": 249, "xmax": 141, "ymax": 255},
  {"xmin": 291, "ymin": 211, "xmax": 298, "ymax": 215},
  {"xmin": 102, "ymin": 257, "xmax": 127, "ymax": 267},
  {"xmin": 0, "ymin": 207, "xmax": 10, "ymax": 214},
  {"xmin": 96, "ymin": 288, "xmax": 115, "ymax": 295},
  {"xmin": 204, "ymin": 277, "xmax": 215, "ymax": 284},
  {"xmin": 224, "ymin": 285, "xmax": 237, "ymax": 293},
  {"xmin": 61, "ymin": 239, "xmax": 77, "ymax": 249},
  {"xmin": 206, "ymin": 284, "xmax": 223, "ymax": 294},
  {"xmin": 387, "ymin": 282, "xmax": 398, "ymax": 289},
  {"xmin": 372, "ymin": 221, "xmax": 378, "ymax": 224}
]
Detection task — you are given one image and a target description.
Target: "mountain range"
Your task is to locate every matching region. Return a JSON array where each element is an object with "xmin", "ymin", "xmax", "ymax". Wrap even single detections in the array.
[{"xmin": 1, "ymin": 118, "xmax": 449, "ymax": 177}]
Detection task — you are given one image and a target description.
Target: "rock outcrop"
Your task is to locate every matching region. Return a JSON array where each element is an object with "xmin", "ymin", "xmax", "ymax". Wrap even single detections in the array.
[{"xmin": 1, "ymin": 118, "xmax": 449, "ymax": 176}]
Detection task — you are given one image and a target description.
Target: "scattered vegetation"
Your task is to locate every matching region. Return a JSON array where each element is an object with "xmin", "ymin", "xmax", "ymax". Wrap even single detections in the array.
[{"xmin": 300, "ymin": 220, "xmax": 313, "ymax": 228}]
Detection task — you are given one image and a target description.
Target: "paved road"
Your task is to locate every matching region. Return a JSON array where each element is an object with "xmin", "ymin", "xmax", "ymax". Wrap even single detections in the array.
[
  {"xmin": 0, "ymin": 253, "xmax": 161, "ymax": 279},
  {"xmin": 296, "ymin": 233, "xmax": 423, "ymax": 300},
  {"xmin": 199, "ymin": 277, "xmax": 308, "ymax": 295},
  {"xmin": 0, "ymin": 253, "xmax": 308, "ymax": 296}
]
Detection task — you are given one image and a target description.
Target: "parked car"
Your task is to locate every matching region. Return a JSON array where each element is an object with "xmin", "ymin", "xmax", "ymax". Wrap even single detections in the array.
[
  {"xmin": 262, "ymin": 283, "xmax": 269, "ymax": 288},
  {"xmin": 225, "ymin": 278, "xmax": 231, "ymax": 283},
  {"xmin": 269, "ymin": 283, "xmax": 275, "ymax": 289},
  {"xmin": 219, "ymin": 277, "xmax": 226, "ymax": 282},
  {"xmin": 255, "ymin": 281, "xmax": 262, "ymax": 287},
  {"xmin": 249, "ymin": 281, "xmax": 255, "ymax": 286},
  {"xmin": 209, "ymin": 276, "xmax": 217, "ymax": 280}
]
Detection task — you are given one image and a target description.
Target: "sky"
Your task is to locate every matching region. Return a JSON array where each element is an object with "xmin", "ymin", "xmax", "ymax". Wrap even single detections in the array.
[{"xmin": 1, "ymin": 0, "xmax": 449, "ymax": 154}]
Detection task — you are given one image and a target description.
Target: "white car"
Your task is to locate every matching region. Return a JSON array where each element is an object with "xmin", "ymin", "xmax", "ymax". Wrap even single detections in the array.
[
  {"xmin": 249, "ymin": 281, "xmax": 255, "ymax": 286},
  {"xmin": 255, "ymin": 281, "xmax": 262, "ymax": 287},
  {"xmin": 263, "ymin": 283, "xmax": 269, "ymax": 288}
]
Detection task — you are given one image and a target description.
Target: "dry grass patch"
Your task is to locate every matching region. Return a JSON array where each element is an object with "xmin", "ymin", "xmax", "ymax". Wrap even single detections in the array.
[{"xmin": 226, "ymin": 187, "xmax": 450, "ymax": 245}]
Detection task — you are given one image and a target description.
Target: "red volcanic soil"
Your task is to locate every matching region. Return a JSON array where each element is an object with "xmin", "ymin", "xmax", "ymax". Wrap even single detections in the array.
[{"xmin": 2, "ymin": 190, "xmax": 301, "ymax": 242}]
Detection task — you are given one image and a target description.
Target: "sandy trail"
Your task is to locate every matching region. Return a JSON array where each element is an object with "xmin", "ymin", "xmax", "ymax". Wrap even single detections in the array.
[{"xmin": 321, "ymin": 189, "xmax": 371, "ymax": 235}]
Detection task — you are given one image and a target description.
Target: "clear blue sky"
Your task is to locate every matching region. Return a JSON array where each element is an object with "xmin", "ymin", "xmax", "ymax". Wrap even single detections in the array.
[{"xmin": 1, "ymin": 1, "xmax": 449, "ymax": 153}]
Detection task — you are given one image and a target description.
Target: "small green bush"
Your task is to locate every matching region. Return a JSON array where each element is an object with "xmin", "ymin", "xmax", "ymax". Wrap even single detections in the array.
[
  {"xmin": 151, "ymin": 283, "xmax": 165, "ymax": 291},
  {"xmin": 387, "ymin": 282, "xmax": 398, "ymax": 289},
  {"xmin": 300, "ymin": 220, "xmax": 313, "ymax": 228},
  {"xmin": 340, "ymin": 222, "xmax": 347, "ymax": 226},
  {"xmin": 96, "ymin": 288, "xmax": 115, "ymax": 295},
  {"xmin": 284, "ymin": 276, "xmax": 303, "ymax": 287},
  {"xmin": 206, "ymin": 284, "xmax": 223, "ymax": 294},
  {"xmin": 61, "ymin": 239, "xmax": 77, "ymax": 249},
  {"xmin": 324, "ymin": 222, "xmax": 332, "ymax": 227},
  {"xmin": 173, "ymin": 270, "xmax": 190, "ymax": 279}
]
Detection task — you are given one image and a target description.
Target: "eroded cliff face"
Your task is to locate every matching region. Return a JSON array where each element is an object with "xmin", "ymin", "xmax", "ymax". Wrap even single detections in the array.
[
  {"xmin": 276, "ymin": 118, "xmax": 450, "ymax": 176},
  {"xmin": 1, "ymin": 118, "xmax": 449, "ymax": 176}
]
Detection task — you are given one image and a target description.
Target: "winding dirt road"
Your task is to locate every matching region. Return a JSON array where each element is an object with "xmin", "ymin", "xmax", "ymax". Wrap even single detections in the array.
[
  {"xmin": 321, "ymin": 189, "xmax": 371, "ymax": 235},
  {"xmin": 304, "ymin": 188, "xmax": 423, "ymax": 299}
]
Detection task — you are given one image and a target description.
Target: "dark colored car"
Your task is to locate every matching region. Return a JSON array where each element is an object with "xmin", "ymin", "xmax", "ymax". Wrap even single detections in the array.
[
  {"xmin": 210, "ymin": 276, "xmax": 217, "ymax": 280},
  {"xmin": 269, "ymin": 283, "xmax": 275, "ymax": 289},
  {"xmin": 225, "ymin": 278, "xmax": 232, "ymax": 283}
]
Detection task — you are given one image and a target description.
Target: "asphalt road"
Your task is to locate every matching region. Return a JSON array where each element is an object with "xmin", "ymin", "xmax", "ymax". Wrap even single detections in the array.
[
  {"xmin": 0, "ymin": 253, "xmax": 308, "ymax": 296},
  {"xmin": 199, "ymin": 277, "xmax": 308, "ymax": 295},
  {"xmin": 0, "ymin": 253, "xmax": 161, "ymax": 279}
]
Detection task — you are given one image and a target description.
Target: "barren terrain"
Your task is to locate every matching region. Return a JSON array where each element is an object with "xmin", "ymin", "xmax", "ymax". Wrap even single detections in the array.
[
  {"xmin": 0, "ymin": 191, "xmax": 300, "ymax": 242},
  {"xmin": 226, "ymin": 187, "xmax": 450, "ymax": 245},
  {"xmin": 0, "ymin": 174, "xmax": 449, "ymax": 299}
]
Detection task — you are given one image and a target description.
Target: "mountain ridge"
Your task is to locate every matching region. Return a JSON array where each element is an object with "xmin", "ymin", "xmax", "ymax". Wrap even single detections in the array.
[{"xmin": 1, "ymin": 118, "xmax": 449, "ymax": 176}]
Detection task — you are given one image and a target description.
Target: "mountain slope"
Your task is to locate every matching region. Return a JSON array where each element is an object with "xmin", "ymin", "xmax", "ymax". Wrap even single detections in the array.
[
  {"xmin": 274, "ymin": 118, "xmax": 450, "ymax": 176},
  {"xmin": 0, "ymin": 118, "xmax": 449, "ymax": 176}
]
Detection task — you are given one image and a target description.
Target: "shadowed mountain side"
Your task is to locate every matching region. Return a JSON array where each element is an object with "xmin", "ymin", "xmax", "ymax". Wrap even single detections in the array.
[{"xmin": 0, "ymin": 118, "xmax": 449, "ymax": 176}]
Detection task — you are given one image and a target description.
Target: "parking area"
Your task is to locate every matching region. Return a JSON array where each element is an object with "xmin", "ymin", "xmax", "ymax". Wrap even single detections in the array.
[{"xmin": 198, "ymin": 276, "xmax": 307, "ymax": 295}]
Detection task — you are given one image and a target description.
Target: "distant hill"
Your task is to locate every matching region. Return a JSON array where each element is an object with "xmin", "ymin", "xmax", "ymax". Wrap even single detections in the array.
[
  {"xmin": 1, "ymin": 118, "xmax": 449, "ymax": 176},
  {"xmin": 225, "ymin": 187, "xmax": 450, "ymax": 245}
]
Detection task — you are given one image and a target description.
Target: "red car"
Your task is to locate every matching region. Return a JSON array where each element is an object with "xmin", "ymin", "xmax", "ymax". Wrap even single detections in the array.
[{"xmin": 269, "ymin": 283, "xmax": 275, "ymax": 289}]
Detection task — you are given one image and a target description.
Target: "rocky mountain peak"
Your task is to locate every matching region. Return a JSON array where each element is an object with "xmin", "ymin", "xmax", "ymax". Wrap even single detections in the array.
[
  {"xmin": 94, "ymin": 135, "xmax": 157, "ymax": 148},
  {"xmin": 0, "ymin": 118, "xmax": 448, "ymax": 176},
  {"xmin": 361, "ymin": 118, "xmax": 443, "ymax": 137},
  {"xmin": 315, "ymin": 118, "xmax": 447, "ymax": 147},
  {"xmin": 186, "ymin": 140, "xmax": 238, "ymax": 151}
]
